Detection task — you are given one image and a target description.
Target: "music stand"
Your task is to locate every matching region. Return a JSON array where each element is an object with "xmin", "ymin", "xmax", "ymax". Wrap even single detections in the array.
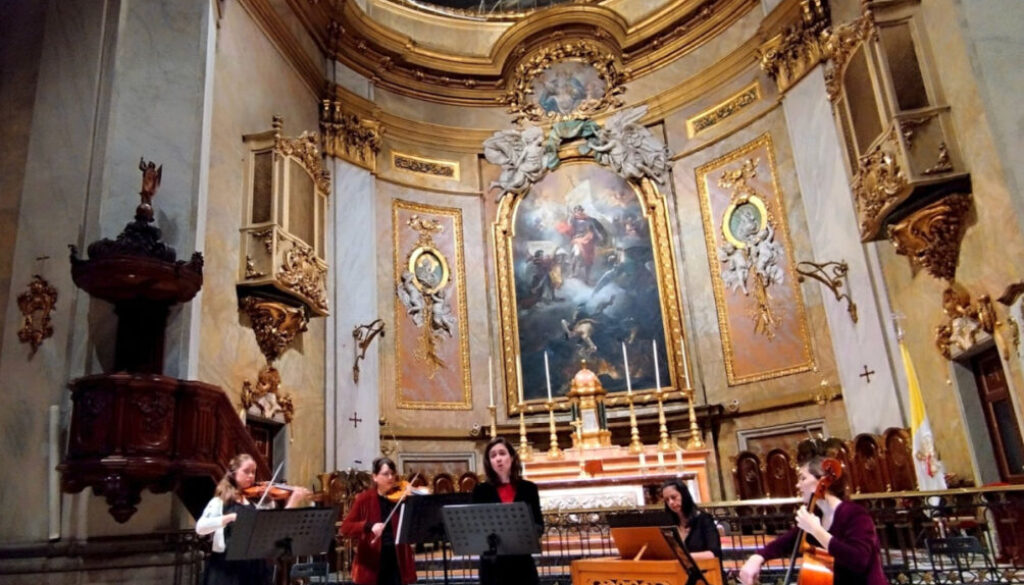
[
  {"xmin": 442, "ymin": 502, "xmax": 541, "ymax": 585},
  {"xmin": 396, "ymin": 493, "xmax": 471, "ymax": 585},
  {"xmin": 226, "ymin": 506, "xmax": 338, "ymax": 583}
]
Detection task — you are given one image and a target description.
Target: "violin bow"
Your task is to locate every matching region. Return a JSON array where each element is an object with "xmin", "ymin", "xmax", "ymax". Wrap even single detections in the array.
[
  {"xmin": 256, "ymin": 462, "xmax": 286, "ymax": 508},
  {"xmin": 372, "ymin": 472, "xmax": 421, "ymax": 544}
]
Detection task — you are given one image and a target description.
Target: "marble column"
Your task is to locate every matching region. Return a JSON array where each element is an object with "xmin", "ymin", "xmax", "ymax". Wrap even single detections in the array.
[
  {"xmin": 781, "ymin": 69, "xmax": 905, "ymax": 435},
  {"xmin": 0, "ymin": 0, "xmax": 214, "ymax": 542},
  {"xmin": 328, "ymin": 159, "xmax": 381, "ymax": 470}
]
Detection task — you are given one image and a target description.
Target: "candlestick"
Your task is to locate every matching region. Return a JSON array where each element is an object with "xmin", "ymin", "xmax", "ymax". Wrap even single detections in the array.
[
  {"xmin": 653, "ymin": 339, "xmax": 661, "ymax": 391},
  {"xmin": 656, "ymin": 386, "xmax": 673, "ymax": 451},
  {"xmin": 544, "ymin": 351, "xmax": 553, "ymax": 401},
  {"xmin": 627, "ymin": 391, "xmax": 643, "ymax": 454},
  {"xmin": 488, "ymin": 404, "xmax": 497, "ymax": 439},
  {"xmin": 488, "ymin": 357, "xmax": 495, "ymax": 408},
  {"xmin": 622, "ymin": 342, "xmax": 632, "ymax": 394},
  {"xmin": 680, "ymin": 337, "xmax": 691, "ymax": 390},
  {"xmin": 546, "ymin": 399, "xmax": 563, "ymax": 459},
  {"xmin": 685, "ymin": 387, "xmax": 705, "ymax": 450}
]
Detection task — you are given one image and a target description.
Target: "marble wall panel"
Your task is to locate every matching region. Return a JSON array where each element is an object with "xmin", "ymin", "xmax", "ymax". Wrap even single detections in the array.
[{"xmin": 202, "ymin": 1, "xmax": 324, "ymax": 485}]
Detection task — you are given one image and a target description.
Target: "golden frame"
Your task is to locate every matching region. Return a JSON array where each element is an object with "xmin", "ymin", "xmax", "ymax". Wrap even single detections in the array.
[
  {"xmin": 493, "ymin": 158, "xmax": 690, "ymax": 414},
  {"xmin": 393, "ymin": 200, "xmax": 472, "ymax": 410},
  {"xmin": 407, "ymin": 246, "xmax": 450, "ymax": 295},
  {"xmin": 721, "ymin": 195, "xmax": 769, "ymax": 249},
  {"xmin": 696, "ymin": 133, "xmax": 814, "ymax": 385}
]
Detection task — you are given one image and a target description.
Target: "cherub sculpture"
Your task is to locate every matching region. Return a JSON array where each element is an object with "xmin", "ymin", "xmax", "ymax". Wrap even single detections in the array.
[
  {"xmin": 717, "ymin": 242, "xmax": 750, "ymax": 295},
  {"xmin": 587, "ymin": 105, "xmax": 670, "ymax": 183},
  {"xmin": 430, "ymin": 286, "xmax": 457, "ymax": 338},
  {"xmin": 396, "ymin": 271, "xmax": 425, "ymax": 327},
  {"xmin": 483, "ymin": 126, "xmax": 550, "ymax": 198}
]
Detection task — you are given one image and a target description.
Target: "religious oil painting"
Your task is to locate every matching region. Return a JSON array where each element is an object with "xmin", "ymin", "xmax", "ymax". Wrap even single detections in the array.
[
  {"xmin": 393, "ymin": 200, "xmax": 471, "ymax": 410},
  {"xmin": 530, "ymin": 61, "xmax": 606, "ymax": 119},
  {"xmin": 494, "ymin": 161, "xmax": 689, "ymax": 409},
  {"xmin": 696, "ymin": 133, "xmax": 814, "ymax": 385}
]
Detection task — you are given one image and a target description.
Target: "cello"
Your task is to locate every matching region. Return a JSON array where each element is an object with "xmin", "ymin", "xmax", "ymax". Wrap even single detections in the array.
[{"xmin": 781, "ymin": 457, "xmax": 841, "ymax": 585}]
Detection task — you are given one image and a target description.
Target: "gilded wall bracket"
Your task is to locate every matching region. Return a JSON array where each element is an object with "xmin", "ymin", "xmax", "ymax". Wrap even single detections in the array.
[
  {"xmin": 17, "ymin": 273, "xmax": 58, "ymax": 357},
  {"xmin": 320, "ymin": 100, "xmax": 382, "ymax": 170},
  {"xmin": 758, "ymin": 0, "xmax": 831, "ymax": 93},
  {"xmin": 886, "ymin": 193, "xmax": 971, "ymax": 282},
  {"xmin": 796, "ymin": 260, "xmax": 858, "ymax": 324},
  {"xmin": 239, "ymin": 296, "xmax": 310, "ymax": 364}
]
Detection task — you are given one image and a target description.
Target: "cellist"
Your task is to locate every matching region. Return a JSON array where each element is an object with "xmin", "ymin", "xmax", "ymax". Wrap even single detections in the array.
[{"xmin": 738, "ymin": 455, "xmax": 889, "ymax": 585}]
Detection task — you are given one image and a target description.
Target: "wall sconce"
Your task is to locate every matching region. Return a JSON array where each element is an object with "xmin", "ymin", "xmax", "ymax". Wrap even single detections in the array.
[
  {"xmin": 352, "ymin": 319, "xmax": 385, "ymax": 383},
  {"xmin": 796, "ymin": 260, "xmax": 858, "ymax": 324}
]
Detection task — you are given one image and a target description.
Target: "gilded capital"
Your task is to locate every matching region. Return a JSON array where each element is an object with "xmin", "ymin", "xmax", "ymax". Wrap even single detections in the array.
[
  {"xmin": 887, "ymin": 193, "xmax": 971, "ymax": 282},
  {"xmin": 320, "ymin": 100, "xmax": 383, "ymax": 170},
  {"xmin": 757, "ymin": 0, "xmax": 831, "ymax": 93}
]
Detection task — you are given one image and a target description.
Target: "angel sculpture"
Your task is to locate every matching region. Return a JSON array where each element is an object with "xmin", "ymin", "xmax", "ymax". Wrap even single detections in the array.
[
  {"xmin": 717, "ymin": 242, "xmax": 750, "ymax": 295},
  {"xmin": 587, "ymin": 105, "xmax": 670, "ymax": 183},
  {"xmin": 483, "ymin": 126, "xmax": 550, "ymax": 198},
  {"xmin": 750, "ymin": 224, "xmax": 785, "ymax": 287},
  {"xmin": 396, "ymin": 271, "xmax": 424, "ymax": 327},
  {"xmin": 430, "ymin": 286, "xmax": 457, "ymax": 337}
]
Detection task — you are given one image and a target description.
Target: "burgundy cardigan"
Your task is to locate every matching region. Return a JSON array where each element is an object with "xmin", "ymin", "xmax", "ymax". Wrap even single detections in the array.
[
  {"xmin": 339, "ymin": 488, "xmax": 417, "ymax": 585},
  {"xmin": 758, "ymin": 501, "xmax": 889, "ymax": 585}
]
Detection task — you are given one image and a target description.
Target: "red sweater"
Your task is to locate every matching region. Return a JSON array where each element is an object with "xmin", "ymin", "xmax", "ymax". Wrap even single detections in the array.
[{"xmin": 339, "ymin": 489, "xmax": 417, "ymax": 585}]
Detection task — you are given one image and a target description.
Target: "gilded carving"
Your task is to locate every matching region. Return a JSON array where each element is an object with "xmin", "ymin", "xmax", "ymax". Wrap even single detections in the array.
[
  {"xmin": 244, "ymin": 255, "xmax": 265, "ymax": 279},
  {"xmin": 887, "ymin": 193, "xmax": 971, "ymax": 282},
  {"xmin": 253, "ymin": 228, "xmax": 275, "ymax": 254},
  {"xmin": 897, "ymin": 112, "xmax": 940, "ymax": 150},
  {"xmin": 715, "ymin": 159, "xmax": 786, "ymax": 339},
  {"xmin": 822, "ymin": 8, "xmax": 877, "ymax": 102},
  {"xmin": 239, "ymin": 296, "xmax": 310, "ymax": 363},
  {"xmin": 396, "ymin": 215, "xmax": 455, "ymax": 377},
  {"xmin": 17, "ymin": 274, "xmax": 57, "ymax": 357},
  {"xmin": 271, "ymin": 116, "xmax": 330, "ymax": 194},
  {"xmin": 851, "ymin": 132, "xmax": 908, "ymax": 240},
  {"xmin": 687, "ymin": 83, "xmax": 761, "ymax": 137},
  {"xmin": 505, "ymin": 39, "xmax": 626, "ymax": 124},
  {"xmin": 923, "ymin": 142, "xmax": 954, "ymax": 175},
  {"xmin": 934, "ymin": 282, "xmax": 997, "ymax": 360},
  {"xmin": 320, "ymin": 100, "xmax": 383, "ymax": 169},
  {"xmin": 241, "ymin": 365, "xmax": 294, "ymax": 424},
  {"xmin": 392, "ymin": 153, "xmax": 459, "ymax": 179},
  {"xmin": 758, "ymin": 0, "xmax": 830, "ymax": 93},
  {"xmin": 277, "ymin": 240, "xmax": 329, "ymax": 315}
]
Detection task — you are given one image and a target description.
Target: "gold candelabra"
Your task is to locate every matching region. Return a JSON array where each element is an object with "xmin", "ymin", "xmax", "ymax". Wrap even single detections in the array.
[
  {"xmin": 518, "ymin": 402, "xmax": 531, "ymax": 461},
  {"xmin": 685, "ymin": 388, "xmax": 704, "ymax": 450},
  {"xmin": 626, "ymin": 393, "xmax": 644, "ymax": 454},
  {"xmin": 545, "ymin": 400, "xmax": 563, "ymax": 459},
  {"xmin": 655, "ymin": 389, "xmax": 673, "ymax": 451},
  {"xmin": 488, "ymin": 404, "xmax": 497, "ymax": 439}
]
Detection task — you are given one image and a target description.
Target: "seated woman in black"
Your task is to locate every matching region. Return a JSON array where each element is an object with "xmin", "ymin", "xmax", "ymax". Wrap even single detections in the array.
[
  {"xmin": 661, "ymin": 479, "xmax": 721, "ymax": 562},
  {"xmin": 471, "ymin": 437, "xmax": 543, "ymax": 585}
]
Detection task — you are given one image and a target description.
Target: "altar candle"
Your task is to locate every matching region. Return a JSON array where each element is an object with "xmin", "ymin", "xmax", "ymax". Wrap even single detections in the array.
[
  {"xmin": 622, "ymin": 342, "xmax": 632, "ymax": 394},
  {"xmin": 544, "ymin": 351, "xmax": 553, "ymax": 401},
  {"xmin": 488, "ymin": 357, "xmax": 495, "ymax": 408},
  {"xmin": 653, "ymin": 339, "xmax": 661, "ymax": 391},
  {"xmin": 516, "ymin": 354, "xmax": 524, "ymax": 405},
  {"xmin": 680, "ymin": 338, "xmax": 691, "ymax": 388}
]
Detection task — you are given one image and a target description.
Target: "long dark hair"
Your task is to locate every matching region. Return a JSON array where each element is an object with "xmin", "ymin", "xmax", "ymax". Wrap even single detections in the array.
[
  {"xmin": 661, "ymin": 478, "xmax": 697, "ymax": 524},
  {"xmin": 215, "ymin": 453, "xmax": 253, "ymax": 503},
  {"xmin": 482, "ymin": 436, "xmax": 522, "ymax": 485},
  {"xmin": 372, "ymin": 456, "xmax": 397, "ymax": 475}
]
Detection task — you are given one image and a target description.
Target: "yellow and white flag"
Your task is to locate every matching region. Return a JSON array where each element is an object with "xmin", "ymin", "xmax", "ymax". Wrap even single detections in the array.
[{"xmin": 901, "ymin": 340, "xmax": 947, "ymax": 490}]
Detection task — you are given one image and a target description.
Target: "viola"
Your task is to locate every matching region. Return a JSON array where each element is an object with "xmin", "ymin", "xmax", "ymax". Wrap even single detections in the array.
[{"xmin": 783, "ymin": 458, "xmax": 842, "ymax": 585}]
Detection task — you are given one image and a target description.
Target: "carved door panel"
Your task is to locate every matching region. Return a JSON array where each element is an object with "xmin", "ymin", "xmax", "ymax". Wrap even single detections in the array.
[
  {"xmin": 764, "ymin": 449, "xmax": 796, "ymax": 498},
  {"xmin": 973, "ymin": 348, "xmax": 1024, "ymax": 483}
]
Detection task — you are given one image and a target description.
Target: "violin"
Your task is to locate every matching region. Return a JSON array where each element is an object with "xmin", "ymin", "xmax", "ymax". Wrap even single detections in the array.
[
  {"xmin": 241, "ymin": 481, "xmax": 299, "ymax": 503},
  {"xmin": 383, "ymin": 479, "xmax": 430, "ymax": 503},
  {"xmin": 783, "ymin": 458, "xmax": 841, "ymax": 585}
]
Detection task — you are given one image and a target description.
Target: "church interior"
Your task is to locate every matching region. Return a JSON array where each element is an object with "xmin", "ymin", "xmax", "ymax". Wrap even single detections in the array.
[{"xmin": 3, "ymin": 0, "xmax": 1024, "ymax": 583}]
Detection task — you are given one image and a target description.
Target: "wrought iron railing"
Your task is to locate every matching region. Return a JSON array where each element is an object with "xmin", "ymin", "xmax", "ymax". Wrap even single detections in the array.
[{"xmin": 402, "ymin": 486, "xmax": 1024, "ymax": 585}]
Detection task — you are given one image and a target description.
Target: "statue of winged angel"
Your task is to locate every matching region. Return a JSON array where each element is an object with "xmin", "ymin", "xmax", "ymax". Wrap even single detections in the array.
[
  {"xmin": 587, "ymin": 105, "xmax": 670, "ymax": 183},
  {"xmin": 483, "ymin": 125, "xmax": 551, "ymax": 198}
]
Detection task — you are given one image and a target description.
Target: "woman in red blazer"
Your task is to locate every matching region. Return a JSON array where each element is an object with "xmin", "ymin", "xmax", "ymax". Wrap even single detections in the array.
[{"xmin": 340, "ymin": 457, "xmax": 417, "ymax": 585}]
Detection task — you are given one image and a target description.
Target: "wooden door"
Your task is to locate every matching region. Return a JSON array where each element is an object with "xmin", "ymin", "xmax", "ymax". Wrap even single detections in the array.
[{"xmin": 972, "ymin": 347, "xmax": 1024, "ymax": 483}]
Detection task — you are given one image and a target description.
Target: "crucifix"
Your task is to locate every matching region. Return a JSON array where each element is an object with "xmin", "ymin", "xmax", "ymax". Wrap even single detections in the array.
[
  {"xmin": 348, "ymin": 412, "xmax": 363, "ymax": 428},
  {"xmin": 859, "ymin": 365, "xmax": 875, "ymax": 384}
]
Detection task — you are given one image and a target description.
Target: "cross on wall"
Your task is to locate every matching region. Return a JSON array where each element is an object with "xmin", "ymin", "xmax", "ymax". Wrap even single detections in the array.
[
  {"xmin": 859, "ymin": 365, "xmax": 876, "ymax": 384},
  {"xmin": 348, "ymin": 412, "xmax": 363, "ymax": 428}
]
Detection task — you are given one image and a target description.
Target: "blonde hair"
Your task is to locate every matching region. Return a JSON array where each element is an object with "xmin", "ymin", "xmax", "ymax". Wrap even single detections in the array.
[{"xmin": 214, "ymin": 454, "xmax": 254, "ymax": 503}]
